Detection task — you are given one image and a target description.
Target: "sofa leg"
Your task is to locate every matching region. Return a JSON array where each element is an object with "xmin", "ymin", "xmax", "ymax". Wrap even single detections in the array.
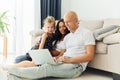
[{"xmin": 112, "ymin": 73, "xmax": 120, "ymax": 80}]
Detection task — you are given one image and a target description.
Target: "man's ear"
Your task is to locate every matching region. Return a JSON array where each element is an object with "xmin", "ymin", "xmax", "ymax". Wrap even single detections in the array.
[{"xmin": 75, "ymin": 18, "xmax": 79, "ymax": 24}]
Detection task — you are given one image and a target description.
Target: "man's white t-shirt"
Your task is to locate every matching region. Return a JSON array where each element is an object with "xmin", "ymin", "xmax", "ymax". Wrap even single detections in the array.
[{"xmin": 63, "ymin": 26, "xmax": 95, "ymax": 71}]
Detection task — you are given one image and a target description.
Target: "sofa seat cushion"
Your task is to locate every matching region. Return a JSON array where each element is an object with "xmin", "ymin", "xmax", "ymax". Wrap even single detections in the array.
[
  {"xmin": 80, "ymin": 20, "xmax": 103, "ymax": 31},
  {"xmin": 95, "ymin": 42, "xmax": 107, "ymax": 54},
  {"xmin": 103, "ymin": 33, "xmax": 120, "ymax": 44}
]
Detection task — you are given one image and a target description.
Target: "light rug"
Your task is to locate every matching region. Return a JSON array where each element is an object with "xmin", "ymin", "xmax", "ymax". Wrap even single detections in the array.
[{"xmin": 0, "ymin": 67, "xmax": 8, "ymax": 80}]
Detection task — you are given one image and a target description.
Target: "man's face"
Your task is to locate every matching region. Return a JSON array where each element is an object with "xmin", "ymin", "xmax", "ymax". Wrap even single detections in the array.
[
  {"xmin": 64, "ymin": 15, "xmax": 76, "ymax": 32},
  {"xmin": 64, "ymin": 17, "xmax": 74, "ymax": 30}
]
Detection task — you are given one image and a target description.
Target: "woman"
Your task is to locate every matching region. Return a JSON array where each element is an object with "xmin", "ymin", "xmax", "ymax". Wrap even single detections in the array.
[
  {"xmin": 11, "ymin": 19, "xmax": 70, "ymax": 67},
  {"xmin": 51, "ymin": 19, "xmax": 70, "ymax": 57}
]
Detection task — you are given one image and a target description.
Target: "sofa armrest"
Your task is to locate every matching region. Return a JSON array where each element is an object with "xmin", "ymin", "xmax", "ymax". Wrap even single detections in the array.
[
  {"xmin": 89, "ymin": 43, "xmax": 120, "ymax": 74},
  {"xmin": 29, "ymin": 29, "xmax": 44, "ymax": 47},
  {"xmin": 107, "ymin": 44, "xmax": 120, "ymax": 74},
  {"xmin": 29, "ymin": 29, "xmax": 44, "ymax": 37}
]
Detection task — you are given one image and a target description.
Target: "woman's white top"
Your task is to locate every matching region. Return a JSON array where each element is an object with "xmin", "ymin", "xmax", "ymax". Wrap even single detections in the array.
[{"xmin": 55, "ymin": 40, "xmax": 64, "ymax": 52}]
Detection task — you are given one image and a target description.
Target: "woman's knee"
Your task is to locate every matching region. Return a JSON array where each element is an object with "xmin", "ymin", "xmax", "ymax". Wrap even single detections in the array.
[{"xmin": 15, "ymin": 55, "xmax": 28, "ymax": 63}]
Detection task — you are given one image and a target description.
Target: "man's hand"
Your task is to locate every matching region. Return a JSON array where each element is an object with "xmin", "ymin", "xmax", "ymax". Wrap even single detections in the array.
[{"xmin": 59, "ymin": 56, "xmax": 71, "ymax": 63}]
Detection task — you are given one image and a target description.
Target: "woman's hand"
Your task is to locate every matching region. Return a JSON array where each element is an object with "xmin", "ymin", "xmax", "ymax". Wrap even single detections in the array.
[
  {"xmin": 53, "ymin": 57, "xmax": 58, "ymax": 63},
  {"xmin": 35, "ymin": 41, "xmax": 39, "ymax": 46}
]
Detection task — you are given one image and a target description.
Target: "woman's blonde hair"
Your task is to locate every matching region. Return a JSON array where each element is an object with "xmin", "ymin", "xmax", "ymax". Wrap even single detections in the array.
[{"xmin": 42, "ymin": 16, "xmax": 55, "ymax": 31}]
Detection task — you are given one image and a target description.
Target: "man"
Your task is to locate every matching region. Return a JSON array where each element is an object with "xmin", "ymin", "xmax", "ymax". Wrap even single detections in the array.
[
  {"xmin": 5, "ymin": 11, "xmax": 95, "ymax": 79},
  {"xmin": 61, "ymin": 11, "xmax": 95, "ymax": 71}
]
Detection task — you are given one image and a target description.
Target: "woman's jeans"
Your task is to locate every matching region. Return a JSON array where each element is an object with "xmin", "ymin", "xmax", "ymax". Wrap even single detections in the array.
[
  {"xmin": 15, "ymin": 54, "xmax": 32, "ymax": 63},
  {"xmin": 7, "ymin": 63, "xmax": 83, "ymax": 79},
  {"xmin": 15, "ymin": 46, "xmax": 38, "ymax": 63}
]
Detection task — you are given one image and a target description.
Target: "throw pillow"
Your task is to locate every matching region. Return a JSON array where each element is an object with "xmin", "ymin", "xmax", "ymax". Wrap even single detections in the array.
[
  {"xmin": 103, "ymin": 33, "xmax": 120, "ymax": 44},
  {"xmin": 117, "ymin": 28, "xmax": 120, "ymax": 33},
  {"xmin": 93, "ymin": 25, "xmax": 120, "ymax": 41}
]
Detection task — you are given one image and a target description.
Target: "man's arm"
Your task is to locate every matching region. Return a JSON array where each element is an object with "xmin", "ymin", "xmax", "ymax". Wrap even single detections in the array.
[{"xmin": 59, "ymin": 45, "xmax": 95, "ymax": 63}]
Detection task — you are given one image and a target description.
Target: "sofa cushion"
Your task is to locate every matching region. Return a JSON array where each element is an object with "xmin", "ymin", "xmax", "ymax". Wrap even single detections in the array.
[
  {"xmin": 103, "ymin": 33, "xmax": 120, "ymax": 44},
  {"xmin": 29, "ymin": 29, "xmax": 44, "ymax": 37},
  {"xmin": 95, "ymin": 42, "xmax": 107, "ymax": 54},
  {"xmin": 117, "ymin": 28, "xmax": 120, "ymax": 32},
  {"xmin": 103, "ymin": 18, "xmax": 120, "ymax": 28},
  {"xmin": 31, "ymin": 35, "xmax": 41, "ymax": 47},
  {"xmin": 93, "ymin": 25, "xmax": 119, "ymax": 41},
  {"xmin": 80, "ymin": 20, "xmax": 103, "ymax": 31}
]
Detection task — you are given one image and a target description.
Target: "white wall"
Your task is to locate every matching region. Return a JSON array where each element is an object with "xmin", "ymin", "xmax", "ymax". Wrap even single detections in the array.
[{"xmin": 62, "ymin": 0, "xmax": 120, "ymax": 20}]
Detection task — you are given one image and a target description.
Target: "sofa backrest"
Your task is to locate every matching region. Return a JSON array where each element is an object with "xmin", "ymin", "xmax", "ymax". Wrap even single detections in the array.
[
  {"xmin": 30, "ymin": 18, "xmax": 120, "ymax": 47},
  {"xmin": 80, "ymin": 20, "xmax": 104, "ymax": 31},
  {"xmin": 103, "ymin": 18, "xmax": 120, "ymax": 28}
]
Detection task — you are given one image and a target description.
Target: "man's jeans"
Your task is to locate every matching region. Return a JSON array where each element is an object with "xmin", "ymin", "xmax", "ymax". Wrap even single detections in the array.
[{"xmin": 7, "ymin": 63, "xmax": 83, "ymax": 79}]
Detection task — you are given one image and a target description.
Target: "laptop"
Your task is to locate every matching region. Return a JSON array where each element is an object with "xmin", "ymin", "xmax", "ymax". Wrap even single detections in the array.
[{"xmin": 28, "ymin": 49, "xmax": 61, "ymax": 65}]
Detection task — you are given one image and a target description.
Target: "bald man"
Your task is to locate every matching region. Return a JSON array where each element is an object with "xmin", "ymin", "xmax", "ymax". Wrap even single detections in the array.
[{"xmin": 6, "ymin": 11, "xmax": 95, "ymax": 79}]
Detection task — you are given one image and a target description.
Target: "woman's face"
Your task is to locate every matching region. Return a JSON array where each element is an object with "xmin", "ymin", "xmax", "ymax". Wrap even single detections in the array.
[{"xmin": 59, "ymin": 22, "xmax": 67, "ymax": 35}]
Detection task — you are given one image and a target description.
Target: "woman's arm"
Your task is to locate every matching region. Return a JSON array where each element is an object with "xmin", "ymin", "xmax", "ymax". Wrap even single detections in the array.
[
  {"xmin": 55, "ymin": 49, "xmax": 66, "ymax": 59},
  {"xmin": 51, "ymin": 49, "xmax": 60, "ymax": 56},
  {"xmin": 53, "ymin": 49, "xmax": 66, "ymax": 62},
  {"xmin": 39, "ymin": 33, "xmax": 48, "ymax": 49}
]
